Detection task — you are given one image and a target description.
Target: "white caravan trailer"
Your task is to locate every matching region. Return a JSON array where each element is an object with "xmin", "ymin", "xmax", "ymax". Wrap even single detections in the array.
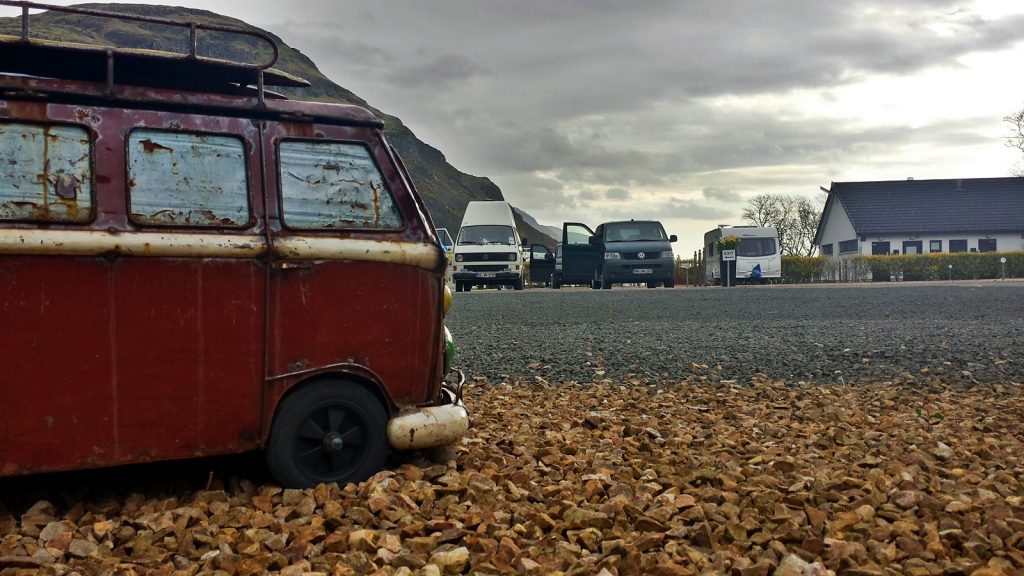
[{"xmin": 704, "ymin": 226, "xmax": 781, "ymax": 284}]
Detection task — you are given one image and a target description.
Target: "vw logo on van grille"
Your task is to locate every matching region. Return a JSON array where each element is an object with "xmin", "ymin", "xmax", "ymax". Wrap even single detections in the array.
[{"xmin": 637, "ymin": 252, "xmax": 646, "ymax": 259}]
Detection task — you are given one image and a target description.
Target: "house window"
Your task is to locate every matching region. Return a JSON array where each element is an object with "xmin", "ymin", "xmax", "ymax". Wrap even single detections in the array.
[
  {"xmin": 1, "ymin": 122, "xmax": 93, "ymax": 223},
  {"xmin": 949, "ymin": 239, "xmax": 968, "ymax": 253},
  {"xmin": 128, "ymin": 130, "xmax": 249, "ymax": 227},
  {"xmin": 838, "ymin": 239, "xmax": 859, "ymax": 254},
  {"xmin": 978, "ymin": 239, "xmax": 997, "ymax": 252},
  {"xmin": 820, "ymin": 243, "xmax": 833, "ymax": 256},
  {"xmin": 902, "ymin": 241, "xmax": 922, "ymax": 255},
  {"xmin": 279, "ymin": 140, "xmax": 402, "ymax": 230},
  {"xmin": 929, "ymin": 240, "xmax": 942, "ymax": 253}
]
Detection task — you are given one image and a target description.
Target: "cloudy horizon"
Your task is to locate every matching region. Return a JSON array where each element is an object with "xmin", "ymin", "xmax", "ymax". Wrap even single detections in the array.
[{"xmin": 5, "ymin": 0, "xmax": 1024, "ymax": 251}]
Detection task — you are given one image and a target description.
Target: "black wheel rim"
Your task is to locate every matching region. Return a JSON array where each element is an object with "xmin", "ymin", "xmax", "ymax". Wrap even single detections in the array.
[{"xmin": 294, "ymin": 402, "xmax": 367, "ymax": 480}]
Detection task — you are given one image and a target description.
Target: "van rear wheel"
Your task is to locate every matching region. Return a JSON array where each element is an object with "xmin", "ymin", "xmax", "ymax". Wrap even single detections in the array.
[{"xmin": 266, "ymin": 381, "xmax": 388, "ymax": 488}]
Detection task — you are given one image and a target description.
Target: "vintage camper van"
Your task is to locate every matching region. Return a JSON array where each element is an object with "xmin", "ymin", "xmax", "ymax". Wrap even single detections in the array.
[{"xmin": 0, "ymin": 1, "xmax": 467, "ymax": 488}]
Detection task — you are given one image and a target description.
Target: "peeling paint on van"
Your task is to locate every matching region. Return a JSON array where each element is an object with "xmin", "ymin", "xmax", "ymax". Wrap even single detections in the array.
[{"xmin": 0, "ymin": 123, "xmax": 92, "ymax": 222}]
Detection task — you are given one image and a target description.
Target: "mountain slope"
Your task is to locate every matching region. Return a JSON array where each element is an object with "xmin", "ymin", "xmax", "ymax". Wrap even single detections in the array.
[
  {"xmin": 0, "ymin": 3, "xmax": 554, "ymax": 245},
  {"xmin": 513, "ymin": 208, "xmax": 560, "ymax": 243}
]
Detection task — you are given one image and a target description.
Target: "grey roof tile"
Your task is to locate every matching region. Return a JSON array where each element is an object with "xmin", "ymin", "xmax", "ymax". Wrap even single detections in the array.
[{"xmin": 831, "ymin": 177, "xmax": 1024, "ymax": 235}]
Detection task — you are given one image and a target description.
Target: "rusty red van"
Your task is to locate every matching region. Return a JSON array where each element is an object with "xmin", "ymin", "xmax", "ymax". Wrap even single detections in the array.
[{"xmin": 0, "ymin": 1, "xmax": 467, "ymax": 488}]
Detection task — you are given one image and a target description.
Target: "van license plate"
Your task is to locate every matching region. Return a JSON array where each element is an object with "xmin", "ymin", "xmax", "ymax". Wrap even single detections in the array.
[
  {"xmin": 632, "ymin": 268, "xmax": 653, "ymax": 275},
  {"xmin": 478, "ymin": 272, "xmax": 496, "ymax": 278}
]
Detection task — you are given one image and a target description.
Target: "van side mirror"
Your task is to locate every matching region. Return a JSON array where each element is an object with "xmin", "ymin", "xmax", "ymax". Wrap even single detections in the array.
[
  {"xmin": 521, "ymin": 237, "xmax": 528, "ymax": 247},
  {"xmin": 669, "ymin": 235, "xmax": 677, "ymax": 243},
  {"xmin": 588, "ymin": 235, "xmax": 601, "ymax": 246}
]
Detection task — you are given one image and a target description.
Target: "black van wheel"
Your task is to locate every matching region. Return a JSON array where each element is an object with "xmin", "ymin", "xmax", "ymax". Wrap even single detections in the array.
[
  {"xmin": 601, "ymin": 273, "xmax": 612, "ymax": 290},
  {"xmin": 266, "ymin": 381, "xmax": 388, "ymax": 488},
  {"xmin": 514, "ymin": 278, "xmax": 524, "ymax": 290},
  {"xmin": 646, "ymin": 281, "xmax": 656, "ymax": 289}
]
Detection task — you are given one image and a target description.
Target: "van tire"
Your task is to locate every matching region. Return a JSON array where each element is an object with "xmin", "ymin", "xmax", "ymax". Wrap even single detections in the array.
[
  {"xmin": 601, "ymin": 274, "xmax": 612, "ymax": 290},
  {"xmin": 514, "ymin": 279, "xmax": 524, "ymax": 291},
  {"xmin": 553, "ymin": 275, "xmax": 561, "ymax": 289},
  {"xmin": 666, "ymin": 278, "xmax": 676, "ymax": 288},
  {"xmin": 266, "ymin": 380, "xmax": 388, "ymax": 488},
  {"xmin": 646, "ymin": 281, "xmax": 656, "ymax": 289}
]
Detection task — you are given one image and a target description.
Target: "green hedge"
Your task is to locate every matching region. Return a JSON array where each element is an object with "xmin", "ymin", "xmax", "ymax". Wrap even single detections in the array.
[
  {"xmin": 782, "ymin": 256, "xmax": 828, "ymax": 283},
  {"xmin": 854, "ymin": 252, "xmax": 1023, "ymax": 281}
]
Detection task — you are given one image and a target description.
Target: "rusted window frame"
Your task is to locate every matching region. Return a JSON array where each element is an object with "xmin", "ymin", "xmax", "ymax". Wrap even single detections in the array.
[
  {"xmin": 125, "ymin": 127, "xmax": 255, "ymax": 230},
  {"xmin": 0, "ymin": 119, "xmax": 96, "ymax": 225},
  {"xmin": 275, "ymin": 137, "xmax": 406, "ymax": 233}
]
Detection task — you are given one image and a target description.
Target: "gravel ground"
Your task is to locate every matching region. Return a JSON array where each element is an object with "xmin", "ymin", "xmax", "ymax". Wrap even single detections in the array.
[
  {"xmin": 446, "ymin": 281, "xmax": 1024, "ymax": 386},
  {"xmin": 3, "ymin": 281, "xmax": 1024, "ymax": 576},
  {"xmin": 3, "ymin": 380, "xmax": 1023, "ymax": 575}
]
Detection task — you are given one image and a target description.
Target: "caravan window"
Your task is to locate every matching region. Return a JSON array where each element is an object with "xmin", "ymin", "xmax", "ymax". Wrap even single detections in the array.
[{"xmin": 737, "ymin": 237, "xmax": 776, "ymax": 257}]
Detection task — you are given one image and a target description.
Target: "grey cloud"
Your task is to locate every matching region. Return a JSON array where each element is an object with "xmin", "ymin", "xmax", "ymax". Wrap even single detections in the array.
[
  {"xmin": 665, "ymin": 199, "xmax": 736, "ymax": 221},
  {"xmin": 703, "ymin": 187, "xmax": 741, "ymax": 203},
  {"xmin": 605, "ymin": 187, "xmax": 631, "ymax": 200},
  {"xmin": 589, "ymin": 197, "xmax": 734, "ymax": 224},
  {"xmin": 386, "ymin": 54, "xmax": 487, "ymax": 89}
]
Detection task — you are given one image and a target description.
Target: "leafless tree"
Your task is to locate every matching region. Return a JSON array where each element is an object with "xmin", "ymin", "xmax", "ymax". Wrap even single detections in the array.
[
  {"xmin": 1006, "ymin": 106, "xmax": 1024, "ymax": 176},
  {"xmin": 741, "ymin": 193, "xmax": 824, "ymax": 257}
]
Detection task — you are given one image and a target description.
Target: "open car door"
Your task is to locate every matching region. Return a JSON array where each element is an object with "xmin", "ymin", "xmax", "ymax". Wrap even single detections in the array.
[
  {"xmin": 529, "ymin": 244, "xmax": 555, "ymax": 286},
  {"xmin": 561, "ymin": 222, "xmax": 600, "ymax": 286}
]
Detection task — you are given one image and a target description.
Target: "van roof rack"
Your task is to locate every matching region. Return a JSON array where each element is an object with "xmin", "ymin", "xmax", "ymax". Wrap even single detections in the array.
[{"xmin": 0, "ymin": 0, "xmax": 310, "ymax": 104}]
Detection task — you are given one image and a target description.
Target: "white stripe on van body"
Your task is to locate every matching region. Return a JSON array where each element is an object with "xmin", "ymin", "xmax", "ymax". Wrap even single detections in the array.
[{"xmin": 0, "ymin": 229, "xmax": 442, "ymax": 271}]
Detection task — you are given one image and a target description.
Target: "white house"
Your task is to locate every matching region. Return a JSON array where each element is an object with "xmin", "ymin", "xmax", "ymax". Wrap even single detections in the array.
[{"xmin": 814, "ymin": 177, "xmax": 1024, "ymax": 280}]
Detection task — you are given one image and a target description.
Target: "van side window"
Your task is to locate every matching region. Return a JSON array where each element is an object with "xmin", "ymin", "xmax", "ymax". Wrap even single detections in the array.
[
  {"xmin": 279, "ymin": 140, "xmax": 402, "ymax": 230},
  {"xmin": 0, "ymin": 122, "xmax": 92, "ymax": 223},
  {"xmin": 128, "ymin": 130, "xmax": 249, "ymax": 227}
]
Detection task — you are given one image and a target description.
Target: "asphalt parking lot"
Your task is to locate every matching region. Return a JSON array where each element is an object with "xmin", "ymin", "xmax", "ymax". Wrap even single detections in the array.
[{"xmin": 446, "ymin": 280, "xmax": 1024, "ymax": 385}]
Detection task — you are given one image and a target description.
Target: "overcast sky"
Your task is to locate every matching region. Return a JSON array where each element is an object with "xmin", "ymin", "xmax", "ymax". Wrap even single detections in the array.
[{"xmin": 7, "ymin": 1, "xmax": 1024, "ymax": 251}]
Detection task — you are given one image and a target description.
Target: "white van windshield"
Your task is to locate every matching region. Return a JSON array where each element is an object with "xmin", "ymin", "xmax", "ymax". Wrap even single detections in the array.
[{"xmin": 458, "ymin": 225, "xmax": 516, "ymax": 245}]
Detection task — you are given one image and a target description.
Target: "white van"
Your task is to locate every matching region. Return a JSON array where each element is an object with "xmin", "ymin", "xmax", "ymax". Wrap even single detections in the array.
[
  {"xmin": 452, "ymin": 201, "xmax": 526, "ymax": 291},
  {"xmin": 704, "ymin": 226, "xmax": 781, "ymax": 283}
]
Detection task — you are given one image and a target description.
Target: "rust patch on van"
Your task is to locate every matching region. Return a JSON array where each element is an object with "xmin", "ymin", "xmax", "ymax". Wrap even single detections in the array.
[
  {"xmin": 139, "ymin": 139, "xmax": 173, "ymax": 153},
  {"xmin": 55, "ymin": 174, "xmax": 80, "ymax": 200},
  {"xmin": 73, "ymin": 108, "xmax": 101, "ymax": 125}
]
